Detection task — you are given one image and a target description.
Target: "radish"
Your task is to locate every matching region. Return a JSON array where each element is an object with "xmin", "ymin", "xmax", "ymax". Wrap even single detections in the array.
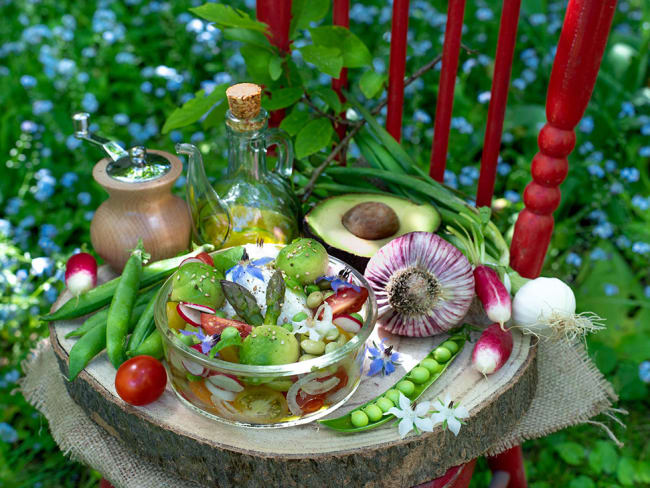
[
  {"xmin": 65, "ymin": 252, "xmax": 97, "ymax": 297},
  {"xmin": 472, "ymin": 323, "xmax": 513, "ymax": 376},
  {"xmin": 207, "ymin": 373, "xmax": 244, "ymax": 393},
  {"xmin": 177, "ymin": 302, "xmax": 216, "ymax": 326},
  {"xmin": 333, "ymin": 314, "xmax": 362, "ymax": 333},
  {"xmin": 205, "ymin": 381, "xmax": 237, "ymax": 401},
  {"xmin": 182, "ymin": 358, "xmax": 210, "ymax": 377},
  {"xmin": 179, "ymin": 257, "xmax": 204, "ymax": 267},
  {"xmin": 474, "ymin": 266, "xmax": 511, "ymax": 327}
]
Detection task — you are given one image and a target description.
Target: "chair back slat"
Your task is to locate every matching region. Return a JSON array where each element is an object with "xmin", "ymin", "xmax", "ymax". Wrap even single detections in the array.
[
  {"xmin": 476, "ymin": 0, "xmax": 522, "ymax": 207},
  {"xmin": 429, "ymin": 0, "xmax": 467, "ymax": 182},
  {"xmin": 386, "ymin": 0, "xmax": 410, "ymax": 142}
]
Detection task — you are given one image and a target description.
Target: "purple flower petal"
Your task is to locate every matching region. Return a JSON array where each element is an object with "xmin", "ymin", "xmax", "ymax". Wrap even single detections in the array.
[
  {"xmin": 367, "ymin": 358, "xmax": 385, "ymax": 376},
  {"xmin": 200, "ymin": 341, "xmax": 212, "ymax": 354},
  {"xmin": 246, "ymin": 266, "xmax": 265, "ymax": 281},
  {"xmin": 384, "ymin": 361, "xmax": 396, "ymax": 376},
  {"xmin": 233, "ymin": 265, "xmax": 245, "ymax": 283},
  {"xmin": 367, "ymin": 346, "xmax": 380, "ymax": 357},
  {"xmin": 252, "ymin": 256, "xmax": 274, "ymax": 266},
  {"xmin": 180, "ymin": 330, "xmax": 202, "ymax": 339}
]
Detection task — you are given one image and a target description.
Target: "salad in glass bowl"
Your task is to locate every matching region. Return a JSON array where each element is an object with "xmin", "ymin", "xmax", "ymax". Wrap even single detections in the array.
[{"xmin": 154, "ymin": 239, "xmax": 377, "ymax": 427}]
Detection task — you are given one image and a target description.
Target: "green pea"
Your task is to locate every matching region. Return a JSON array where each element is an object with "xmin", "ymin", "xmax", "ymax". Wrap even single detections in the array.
[
  {"xmin": 440, "ymin": 340, "xmax": 459, "ymax": 354},
  {"xmin": 292, "ymin": 312, "xmax": 308, "ymax": 322},
  {"xmin": 325, "ymin": 327, "xmax": 340, "ymax": 341},
  {"xmin": 409, "ymin": 366, "xmax": 430, "ymax": 384},
  {"xmin": 221, "ymin": 326, "xmax": 239, "ymax": 341},
  {"xmin": 305, "ymin": 284, "xmax": 320, "ymax": 295},
  {"xmin": 301, "ymin": 339, "xmax": 326, "ymax": 355},
  {"xmin": 350, "ymin": 410, "xmax": 369, "ymax": 427},
  {"xmin": 396, "ymin": 380, "xmax": 415, "ymax": 397},
  {"xmin": 364, "ymin": 404, "xmax": 383, "ymax": 422},
  {"xmin": 281, "ymin": 322, "xmax": 294, "ymax": 332},
  {"xmin": 324, "ymin": 342, "xmax": 340, "ymax": 354},
  {"xmin": 306, "ymin": 291, "xmax": 324, "ymax": 309},
  {"xmin": 384, "ymin": 389, "xmax": 400, "ymax": 405},
  {"xmin": 375, "ymin": 397, "xmax": 394, "ymax": 412},
  {"xmin": 433, "ymin": 347, "xmax": 452, "ymax": 363},
  {"xmin": 420, "ymin": 358, "xmax": 443, "ymax": 374}
]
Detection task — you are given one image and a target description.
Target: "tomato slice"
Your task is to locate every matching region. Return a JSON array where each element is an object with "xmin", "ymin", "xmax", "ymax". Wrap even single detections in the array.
[
  {"xmin": 234, "ymin": 386, "xmax": 289, "ymax": 422},
  {"xmin": 324, "ymin": 287, "xmax": 368, "ymax": 317},
  {"xmin": 295, "ymin": 393, "xmax": 325, "ymax": 414},
  {"xmin": 196, "ymin": 252, "xmax": 214, "ymax": 267},
  {"xmin": 201, "ymin": 314, "xmax": 252, "ymax": 338}
]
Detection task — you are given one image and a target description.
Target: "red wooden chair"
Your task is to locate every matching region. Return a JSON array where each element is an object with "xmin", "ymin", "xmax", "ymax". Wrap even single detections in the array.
[{"xmin": 98, "ymin": 0, "xmax": 616, "ymax": 486}]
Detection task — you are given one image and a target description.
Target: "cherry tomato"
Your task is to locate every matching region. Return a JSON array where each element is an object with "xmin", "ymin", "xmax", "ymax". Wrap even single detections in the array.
[
  {"xmin": 234, "ymin": 386, "xmax": 289, "ymax": 422},
  {"xmin": 201, "ymin": 313, "xmax": 252, "ymax": 338},
  {"xmin": 324, "ymin": 287, "xmax": 369, "ymax": 317},
  {"xmin": 115, "ymin": 356, "xmax": 167, "ymax": 406},
  {"xmin": 195, "ymin": 252, "xmax": 214, "ymax": 267}
]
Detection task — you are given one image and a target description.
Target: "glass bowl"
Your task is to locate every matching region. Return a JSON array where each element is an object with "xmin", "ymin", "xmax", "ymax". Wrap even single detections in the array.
[{"xmin": 154, "ymin": 243, "xmax": 377, "ymax": 428}]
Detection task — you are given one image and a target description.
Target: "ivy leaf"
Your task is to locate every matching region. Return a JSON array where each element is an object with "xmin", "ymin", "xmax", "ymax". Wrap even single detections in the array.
[
  {"xmin": 290, "ymin": 0, "xmax": 330, "ymax": 36},
  {"xmin": 280, "ymin": 108, "xmax": 311, "ymax": 136},
  {"xmin": 223, "ymin": 28, "xmax": 273, "ymax": 51},
  {"xmin": 263, "ymin": 87, "xmax": 303, "ymax": 111},
  {"xmin": 295, "ymin": 117, "xmax": 333, "ymax": 159},
  {"xmin": 241, "ymin": 44, "xmax": 273, "ymax": 84},
  {"xmin": 359, "ymin": 71, "xmax": 386, "ymax": 99},
  {"xmin": 312, "ymin": 87, "xmax": 341, "ymax": 113},
  {"xmin": 617, "ymin": 457, "xmax": 637, "ymax": 486},
  {"xmin": 268, "ymin": 56, "xmax": 283, "ymax": 81},
  {"xmin": 190, "ymin": 4, "xmax": 268, "ymax": 32},
  {"xmin": 309, "ymin": 26, "xmax": 372, "ymax": 68},
  {"xmin": 554, "ymin": 442, "xmax": 585, "ymax": 466},
  {"xmin": 162, "ymin": 85, "xmax": 228, "ymax": 133},
  {"xmin": 588, "ymin": 440, "xmax": 618, "ymax": 475},
  {"xmin": 299, "ymin": 45, "xmax": 343, "ymax": 78}
]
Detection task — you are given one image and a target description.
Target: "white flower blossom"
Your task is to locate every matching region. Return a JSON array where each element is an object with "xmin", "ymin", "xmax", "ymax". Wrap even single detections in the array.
[
  {"xmin": 386, "ymin": 392, "xmax": 434, "ymax": 439},
  {"xmin": 292, "ymin": 302, "xmax": 337, "ymax": 341},
  {"xmin": 430, "ymin": 393, "xmax": 470, "ymax": 436}
]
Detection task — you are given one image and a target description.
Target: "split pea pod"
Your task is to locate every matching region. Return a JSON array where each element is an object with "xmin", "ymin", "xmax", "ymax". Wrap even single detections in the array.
[
  {"xmin": 128, "ymin": 330, "xmax": 163, "ymax": 359},
  {"xmin": 106, "ymin": 240, "xmax": 148, "ymax": 368},
  {"xmin": 318, "ymin": 334, "xmax": 466, "ymax": 432},
  {"xmin": 125, "ymin": 286, "xmax": 160, "ymax": 353}
]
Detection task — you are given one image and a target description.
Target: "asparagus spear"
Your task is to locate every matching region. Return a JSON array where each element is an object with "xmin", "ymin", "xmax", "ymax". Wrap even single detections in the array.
[
  {"xmin": 220, "ymin": 280, "xmax": 264, "ymax": 326},
  {"xmin": 264, "ymin": 271, "xmax": 286, "ymax": 325}
]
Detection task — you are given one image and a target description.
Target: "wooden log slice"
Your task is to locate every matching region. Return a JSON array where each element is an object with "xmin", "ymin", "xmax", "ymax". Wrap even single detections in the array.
[{"xmin": 50, "ymin": 267, "xmax": 537, "ymax": 488}]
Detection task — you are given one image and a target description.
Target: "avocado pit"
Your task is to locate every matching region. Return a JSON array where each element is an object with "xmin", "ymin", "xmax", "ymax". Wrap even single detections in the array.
[{"xmin": 342, "ymin": 201, "xmax": 400, "ymax": 240}]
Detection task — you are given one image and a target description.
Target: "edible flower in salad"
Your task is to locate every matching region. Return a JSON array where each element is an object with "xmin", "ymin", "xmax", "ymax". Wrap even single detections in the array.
[
  {"xmin": 180, "ymin": 329, "xmax": 217, "ymax": 355},
  {"xmin": 386, "ymin": 392, "xmax": 434, "ymax": 439},
  {"xmin": 292, "ymin": 302, "xmax": 337, "ymax": 341},
  {"xmin": 366, "ymin": 338, "xmax": 401, "ymax": 377},
  {"xmin": 226, "ymin": 251, "xmax": 274, "ymax": 283},
  {"xmin": 429, "ymin": 393, "xmax": 469, "ymax": 436},
  {"xmin": 316, "ymin": 275, "xmax": 361, "ymax": 293}
]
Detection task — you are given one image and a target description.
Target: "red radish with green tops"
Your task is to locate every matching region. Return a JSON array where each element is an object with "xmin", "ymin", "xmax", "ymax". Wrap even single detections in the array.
[
  {"xmin": 472, "ymin": 323, "xmax": 513, "ymax": 375},
  {"xmin": 474, "ymin": 266, "xmax": 511, "ymax": 327},
  {"xmin": 65, "ymin": 252, "xmax": 98, "ymax": 297}
]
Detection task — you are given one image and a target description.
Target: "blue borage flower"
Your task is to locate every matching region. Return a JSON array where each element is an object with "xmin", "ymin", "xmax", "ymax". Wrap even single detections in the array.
[
  {"xmin": 226, "ymin": 252, "xmax": 274, "ymax": 283},
  {"xmin": 316, "ymin": 275, "xmax": 361, "ymax": 293},
  {"xmin": 366, "ymin": 338, "xmax": 401, "ymax": 376},
  {"xmin": 179, "ymin": 329, "xmax": 217, "ymax": 355}
]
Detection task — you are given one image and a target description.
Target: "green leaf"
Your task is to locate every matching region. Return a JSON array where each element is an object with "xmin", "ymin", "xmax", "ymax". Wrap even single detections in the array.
[
  {"xmin": 201, "ymin": 100, "xmax": 228, "ymax": 130},
  {"xmin": 209, "ymin": 333, "xmax": 242, "ymax": 358},
  {"xmin": 290, "ymin": 0, "xmax": 330, "ymax": 36},
  {"xmin": 299, "ymin": 45, "xmax": 343, "ymax": 78},
  {"xmin": 568, "ymin": 476, "xmax": 595, "ymax": 488},
  {"xmin": 189, "ymin": 4, "xmax": 268, "ymax": 32},
  {"xmin": 613, "ymin": 361, "xmax": 648, "ymax": 401},
  {"xmin": 555, "ymin": 442, "xmax": 585, "ymax": 466},
  {"xmin": 504, "ymin": 104, "xmax": 546, "ymax": 135},
  {"xmin": 359, "ymin": 71, "xmax": 386, "ymax": 99},
  {"xmin": 223, "ymin": 27, "xmax": 273, "ymax": 51},
  {"xmin": 295, "ymin": 117, "xmax": 333, "ymax": 159},
  {"xmin": 637, "ymin": 461, "xmax": 650, "ymax": 483},
  {"xmin": 617, "ymin": 457, "xmax": 636, "ymax": 486},
  {"xmin": 309, "ymin": 26, "xmax": 372, "ymax": 68},
  {"xmin": 280, "ymin": 108, "xmax": 311, "ymax": 136},
  {"xmin": 588, "ymin": 440, "xmax": 619, "ymax": 474},
  {"xmin": 311, "ymin": 87, "xmax": 341, "ymax": 113},
  {"xmin": 268, "ymin": 56, "xmax": 283, "ymax": 81},
  {"xmin": 162, "ymin": 85, "xmax": 228, "ymax": 133},
  {"xmin": 587, "ymin": 341, "xmax": 617, "ymax": 375},
  {"xmin": 263, "ymin": 87, "xmax": 303, "ymax": 111},
  {"xmin": 241, "ymin": 44, "xmax": 273, "ymax": 84},
  {"xmin": 212, "ymin": 246, "xmax": 245, "ymax": 274}
]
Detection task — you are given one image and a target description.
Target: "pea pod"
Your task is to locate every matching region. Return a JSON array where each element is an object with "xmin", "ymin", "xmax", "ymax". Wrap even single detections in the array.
[
  {"xmin": 125, "ymin": 286, "xmax": 160, "ymax": 352},
  {"xmin": 318, "ymin": 335, "xmax": 465, "ymax": 432},
  {"xmin": 106, "ymin": 240, "xmax": 148, "ymax": 368},
  {"xmin": 264, "ymin": 270, "xmax": 285, "ymax": 325},
  {"xmin": 128, "ymin": 330, "xmax": 163, "ymax": 359},
  {"xmin": 65, "ymin": 286, "xmax": 158, "ymax": 339},
  {"xmin": 43, "ymin": 245, "xmax": 214, "ymax": 322}
]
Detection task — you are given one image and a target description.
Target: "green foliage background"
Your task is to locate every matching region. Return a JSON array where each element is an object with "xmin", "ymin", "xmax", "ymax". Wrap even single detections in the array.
[{"xmin": 0, "ymin": 0, "xmax": 648, "ymax": 486}]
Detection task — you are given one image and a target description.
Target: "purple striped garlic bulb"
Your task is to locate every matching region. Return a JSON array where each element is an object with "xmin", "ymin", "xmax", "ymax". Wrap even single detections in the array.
[{"xmin": 364, "ymin": 232, "xmax": 475, "ymax": 337}]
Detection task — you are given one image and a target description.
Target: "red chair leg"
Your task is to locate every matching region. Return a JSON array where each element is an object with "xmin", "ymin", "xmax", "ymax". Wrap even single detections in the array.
[
  {"xmin": 487, "ymin": 446, "xmax": 527, "ymax": 488},
  {"xmin": 413, "ymin": 459, "xmax": 477, "ymax": 488}
]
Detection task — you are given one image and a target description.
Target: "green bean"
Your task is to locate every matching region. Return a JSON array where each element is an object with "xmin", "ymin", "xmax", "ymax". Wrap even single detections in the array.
[
  {"xmin": 43, "ymin": 245, "xmax": 214, "ymax": 322},
  {"xmin": 125, "ymin": 287, "xmax": 159, "ymax": 353},
  {"xmin": 128, "ymin": 330, "xmax": 163, "ymax": 359},
  {"xmin": 106, "ymin": 240, "xmax": 147, "ymax": 368},
  {"xmin": 319, "ymin": 334, "xmax": 466, "ymax": 433}
]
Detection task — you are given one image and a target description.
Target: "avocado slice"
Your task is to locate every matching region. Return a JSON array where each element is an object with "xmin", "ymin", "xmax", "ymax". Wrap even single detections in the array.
[{"xmin": 304, "ymin": 193, "xmax": 440, "ymax": 272}]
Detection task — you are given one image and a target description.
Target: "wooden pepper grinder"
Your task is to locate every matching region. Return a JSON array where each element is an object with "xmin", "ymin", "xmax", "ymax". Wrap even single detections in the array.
[{"xmin": 73, "ymin": 112, "xmax": 191, "ymax": 272}]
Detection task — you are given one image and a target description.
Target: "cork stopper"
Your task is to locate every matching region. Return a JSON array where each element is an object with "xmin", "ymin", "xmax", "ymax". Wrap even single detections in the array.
[{"xmin": 226, "ymin": 83, "xmax": 262, "ymax": 120}]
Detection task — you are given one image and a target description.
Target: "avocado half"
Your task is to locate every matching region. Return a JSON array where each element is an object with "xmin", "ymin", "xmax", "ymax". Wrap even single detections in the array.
[{"xmin": 304, "ymin": 193, "xmax": 441, "ymax": 272}]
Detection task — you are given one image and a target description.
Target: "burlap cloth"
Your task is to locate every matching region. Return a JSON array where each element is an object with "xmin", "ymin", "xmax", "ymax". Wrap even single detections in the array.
[{"xmin": 20, "ymin": 336, "xmax": 621, "ymax": 488}]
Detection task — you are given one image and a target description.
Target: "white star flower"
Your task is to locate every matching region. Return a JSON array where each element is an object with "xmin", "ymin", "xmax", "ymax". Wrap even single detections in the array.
[
  {"xmin": 430, "ymin": 393, "xmax": 470, "ymax": 436},
  {"xmin": 385, "ymin": 392, "xmax": 434, "ymax": 439},
  {"xmin": 292, "ymin": 302, "xmax": 337, "ymax": 341}
]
